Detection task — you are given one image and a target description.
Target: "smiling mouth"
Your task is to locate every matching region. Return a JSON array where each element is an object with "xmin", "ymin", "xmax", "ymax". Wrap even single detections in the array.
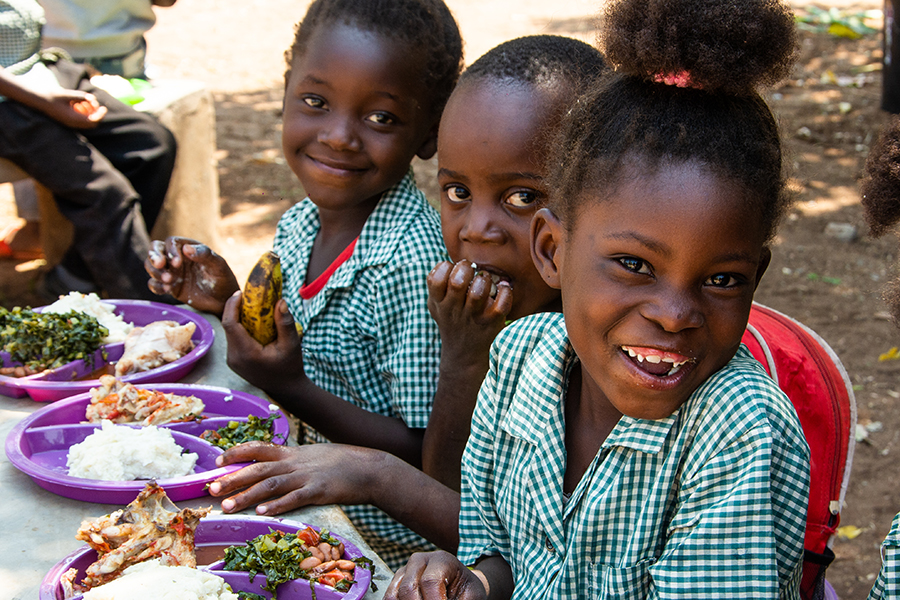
[
  {"xmin": 621, "ymin": 346, "xmax": 693, "ymax": 377},
  {"xmin": 309, "ymin": 156, "xmax": 365, "ymax": 175}
]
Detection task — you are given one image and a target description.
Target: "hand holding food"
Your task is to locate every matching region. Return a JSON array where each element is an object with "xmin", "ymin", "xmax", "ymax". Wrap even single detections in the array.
[{"xmin": 239, "ymin": 250, "xmax": 285, "ymax": 345}]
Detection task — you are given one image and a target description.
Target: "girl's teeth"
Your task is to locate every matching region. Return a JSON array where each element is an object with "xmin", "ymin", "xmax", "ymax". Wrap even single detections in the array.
[{"xmin": 623, "ymin": 346, "xmax": 690, "ymax": 375}]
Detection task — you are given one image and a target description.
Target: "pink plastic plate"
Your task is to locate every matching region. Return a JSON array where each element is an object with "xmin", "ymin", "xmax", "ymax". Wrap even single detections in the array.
[
  {"xmin": 5, "ymin": 384, "xmax": 290, "ymax": 503},
  {"xmin": 0, "ymin": 300, "xmax": 214, "ymax": 402},
  {"xmin": 5, "ymin": 422, "xmax": 239, "ymax": 504},
  {"xmin": 40, "ymin": 515, "xmax": 374, "ymax": 600}
]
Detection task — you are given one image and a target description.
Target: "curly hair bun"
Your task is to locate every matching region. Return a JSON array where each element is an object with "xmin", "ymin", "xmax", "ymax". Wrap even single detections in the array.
[{"xmin": 600, "ymin": 0, "xmax": 797, "ymax": 94}]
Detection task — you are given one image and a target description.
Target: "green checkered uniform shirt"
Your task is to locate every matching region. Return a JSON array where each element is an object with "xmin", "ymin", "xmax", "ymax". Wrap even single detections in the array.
[
  {"xmin": 0, "ymin": 0, "xmax": 43, "ymax": 74},
  {"xmin": 272, "ymin": 171, "xmax": 446, "ymax": 568},
  {"xmin": 869, "ymin": 512, "xmax": 900, "ymax": 599},
  {"xmin": 458, "ymin": 312, "xmax": 810, "ymax": 599}
]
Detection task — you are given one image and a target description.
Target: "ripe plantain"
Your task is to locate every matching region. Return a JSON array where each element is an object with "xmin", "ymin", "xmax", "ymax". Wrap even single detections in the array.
[{"xmin": 240, "ymin": 251, "xmax": 283, "ymax": 345}]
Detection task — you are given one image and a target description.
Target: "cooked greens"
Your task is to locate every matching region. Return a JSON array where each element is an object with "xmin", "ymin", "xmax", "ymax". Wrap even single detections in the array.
[
  {"xmin": 200, "ymin": 413, "xmax": 282, "ymax": 449},
  {"xmin": 223, "ymin": 527, "xmax": 357, "ymax": 600},
  {"xmin": 0, "ymin": 306, "xmax": 107, "ymax": 371}
]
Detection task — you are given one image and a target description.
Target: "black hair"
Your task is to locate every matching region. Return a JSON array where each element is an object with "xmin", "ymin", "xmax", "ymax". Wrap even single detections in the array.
[
  {"xmin": 547, "ymin": 0, "xmax": 798, "ymax": 243},
  {"xmin": 861, "ymin": 116, "xmax": 900, "ymax": 237},
  {"xmin": 284, "ymin": 0, "xmax": 464, "ymax": 120},
  {"xmin": 459, "ymin": 34, "xmax": 607, "ymax": 92},
  {"xmin": 860, "ymin": 116, "xmax": 900, "ymax": 326}
]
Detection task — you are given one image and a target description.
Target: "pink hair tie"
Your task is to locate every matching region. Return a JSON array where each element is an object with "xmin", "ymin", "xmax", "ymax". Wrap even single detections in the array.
[{"xmin": 653, "ymin": 70, "xmax": 700, "ymax": 89}]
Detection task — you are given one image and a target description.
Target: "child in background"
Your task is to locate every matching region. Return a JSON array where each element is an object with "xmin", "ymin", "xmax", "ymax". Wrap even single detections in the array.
[
  {"xmin": 385, "ymin": 0, "xmax": 810, "ymax": 598},
  {"xmin": 145, "ymin": 0, "xmax": 463, "ymax": 568},
  {"xmin": 859, "ymin": 115, "xmax": 900, "ymax": 600},
  {"xmin": 207, "ymin": 35, "xmax": 607, "ymax": 552}
]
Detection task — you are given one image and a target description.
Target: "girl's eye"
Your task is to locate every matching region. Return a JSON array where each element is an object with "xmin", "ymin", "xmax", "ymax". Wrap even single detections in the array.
[
  {"xmin": 445, "ymin": 186, "xmax": 471, "ymax": 203},
  {"xmin": 618, "ymin": 256, "xmax": 652, "ymax": 275},
  {"xmin": 302, "ymin": 96, "xmax": 325, "ymax": 109},
  {"xmin": 366, "ymin": 112, "xmax": 397, "ymax": 125},
  {"xmin": 504, "ymin": 190, "xmax": 539, "ymax": 208},
  {"xmin": 706, "ymin": 273, "xmax": 741, "ymax": 288}
]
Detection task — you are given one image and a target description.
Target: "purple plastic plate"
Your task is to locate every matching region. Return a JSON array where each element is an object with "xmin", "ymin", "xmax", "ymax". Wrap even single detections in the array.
[
  {"xmin": 5, "ymin": 384, "xmax": 290, "ymax": 503},
  {"xmin": 40, "ymin": 515, "xmax": 373, "ymax": 600},
  {"xmin": 5, "ymin": 421, "xmax": 243, "ymax": 504},
  {"xmin": 0, "ymin": 300, "xmax": 214, "ymax": 402}
]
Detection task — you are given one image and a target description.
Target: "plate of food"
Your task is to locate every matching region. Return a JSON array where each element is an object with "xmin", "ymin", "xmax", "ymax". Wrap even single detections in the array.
[
  {"xmin": 40, "ymin": 484, "xmax": 374, "ymax": 600},
  {"xmin": 0, "ymin": 294, "xmax": 215, "ymax": 402},
  {"xmin": 5, "ymin": 383, "xmax": 290, "ymax": 503}
]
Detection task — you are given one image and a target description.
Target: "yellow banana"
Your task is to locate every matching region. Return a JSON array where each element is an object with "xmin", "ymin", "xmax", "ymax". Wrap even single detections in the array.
[{"xmin": 240, "ymin": 251, "xmax": 282, "ymax": 345}]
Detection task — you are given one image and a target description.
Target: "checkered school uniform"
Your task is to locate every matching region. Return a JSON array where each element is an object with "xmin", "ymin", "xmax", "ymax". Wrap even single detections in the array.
[
  {"xmin": 272, "ymin": 171, "xmax": 447, "ymax": 568},
  {"xmin": 869, "ymin": 513, "xmax": 900, "ymax": 599},
  {"xmin": 458, "ymin": 312, "xmax": 810, "ymax": 599}
]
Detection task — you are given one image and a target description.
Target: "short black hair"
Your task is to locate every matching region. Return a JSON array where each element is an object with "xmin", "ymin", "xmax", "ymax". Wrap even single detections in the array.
[
  {"xmin": 860, "ymin": 116, "xmax": 900, "ymax": 328},
  {"xmin": 284, "ymin": 0, "xmax": 464, "ymax": 119},
  {"xmin": 547, "ymin": 0, "xmax": 798, "ymax": 244},
  {"xmin": 861, "ymin": 116, "xmax": 900, "ymax": 238},
  {"xmin": 459, "ymin": 34, "xmax": 606, "ymax": 92}
]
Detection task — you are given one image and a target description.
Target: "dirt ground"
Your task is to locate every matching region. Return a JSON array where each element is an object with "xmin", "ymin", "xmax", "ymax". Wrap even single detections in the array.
[{"xmin": 1, "ymin": 0, "xmax": 899, "ymax": 597}]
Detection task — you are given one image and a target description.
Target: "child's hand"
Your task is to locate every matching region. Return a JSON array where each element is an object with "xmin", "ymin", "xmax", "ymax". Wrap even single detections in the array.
[
  {"xmin": 43, "ymin": 90, "xmax": 107, "ymax": 129},
  {"xmin": 222, "ymin": 295, "xmax": 304, "ymax": 394},
  {"xmin": 385, "ymin": 551, "xmax": 488, "ymax": 600},
  {"xmin": 427, "ymin": 260, "xmax": 512, "ymax": 363},
  {"xmin": 145, "ymin": 237, "xmax": 239, "ymax": 315},
  {"xmin": 208, "ymin": 442, "xmax": 375, "ymax": 515}
]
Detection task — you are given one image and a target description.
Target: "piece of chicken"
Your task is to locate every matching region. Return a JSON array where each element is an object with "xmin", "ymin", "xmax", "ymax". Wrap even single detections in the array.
[
  {"xmin": 86, "ymin": 375, "xmax": 205, "ymax": 426},
  {"xmin": 114, "ymin": 321, "xmax": 196, "ymax": 377},
  {"xmin": 70, "ymin": 482, "xmax": 210, "ymax": 592}
]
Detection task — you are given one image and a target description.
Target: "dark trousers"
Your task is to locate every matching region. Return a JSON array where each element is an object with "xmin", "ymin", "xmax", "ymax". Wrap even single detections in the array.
[
  {"xmin": 885, "ymin": 0, "xmax": 900, "ymax": 113},
  {"xmin": 0, "ymin": 59, "xmax": 176, "ymax": 299}
]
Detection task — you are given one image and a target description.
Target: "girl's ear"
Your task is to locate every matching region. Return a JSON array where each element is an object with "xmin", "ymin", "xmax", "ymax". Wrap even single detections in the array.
[
  {"xmin": 415, "ymin": 122, "xmax": 439, "ymax": 160},
  {"xmin": 531, "ymin": 207, "xmax": 563, "ymax": 290}
]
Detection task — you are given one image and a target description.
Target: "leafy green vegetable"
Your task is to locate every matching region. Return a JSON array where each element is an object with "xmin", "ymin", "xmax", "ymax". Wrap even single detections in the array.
[
  {"xmin": 0, "ymin": 307, "xmax": 108, "ymax": 371},
  {"xmin": 236, "ymin": 593, "xmax": 266, "ymax": 600},
  {"xmin": 223, "ymin": 528, "xmax": 357, "ymax": 600},
  {"xmin": 200, "ymin": 413, "xmax": 283, "ymax": 449}
]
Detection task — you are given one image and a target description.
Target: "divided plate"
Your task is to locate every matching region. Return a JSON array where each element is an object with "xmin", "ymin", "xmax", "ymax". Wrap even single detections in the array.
[
  {"xmin": 5, "ymin": 384, "xmax": 290, "ymax": 503},
  {"xmin": 40, "ymin": 515, "xmax": 373, "ymax": 600},
  {"xmin": 0, "ymin": 300, "xmax": 214, "ymax": 402}
]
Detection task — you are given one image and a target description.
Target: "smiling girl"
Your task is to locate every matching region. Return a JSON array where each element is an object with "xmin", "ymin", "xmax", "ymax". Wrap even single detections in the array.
[{"xmin": 385, "ymin": 0, "xmax": 810, "ymax": 598}]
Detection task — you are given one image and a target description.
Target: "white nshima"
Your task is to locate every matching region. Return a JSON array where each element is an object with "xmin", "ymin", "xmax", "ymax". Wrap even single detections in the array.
[
  {"xmin": 67, "ymin": 421, "xmax": 198, "ymax": 481},
  {"xmin": 44, "ymin": 292, "xmax": 134, "ymax": 343},
  {"xmin": 82, "ymin": 560, "xmax": 238, "ymax": 600}
]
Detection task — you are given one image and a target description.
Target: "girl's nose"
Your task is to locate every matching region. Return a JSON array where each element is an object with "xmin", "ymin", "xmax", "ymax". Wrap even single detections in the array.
[
  {"xmin": 459, "ymin": 203, "xmax": 505, "ymax": 244},
  {"xmin": 642, "ymin": 286, "xmax": 705, "ymax": 332},
  {"xmin": 317, "ymin": 115, "xmax": 361, "ymax": 151}
]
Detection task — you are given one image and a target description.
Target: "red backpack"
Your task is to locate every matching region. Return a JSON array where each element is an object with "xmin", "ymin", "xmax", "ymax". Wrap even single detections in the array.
[{"xmin": 741, "ymin": 303, "xmax": 857, "ymax": 600}]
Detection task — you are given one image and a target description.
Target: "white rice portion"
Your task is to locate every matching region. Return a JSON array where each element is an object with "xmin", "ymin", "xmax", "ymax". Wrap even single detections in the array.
[
  {"xmin": 44, "ymin": 292, "xmax": 134, "ymax": 343},
  {"xmin": 67, "ymin": 421, "xmax": 198, "ymax": 481},
  {"xmin": 82, "ymin": 560, "xmax": 238, "ymax": 600}
]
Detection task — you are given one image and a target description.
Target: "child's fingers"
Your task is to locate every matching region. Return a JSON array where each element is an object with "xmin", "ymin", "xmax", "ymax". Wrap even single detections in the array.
[
  {"xmin": 427, "ymin": 261, "xmax": 453, "ymax": 301},
  {"xmin": 464, "ymin": 272, "xmax": 493, "ymax": 313},
  {"xmin": 486, "ymin": 281, "xmax": 514, "ymax": 319},
  {"xmin": 147, "ymin": 240, "xmax": 168, "ymax": 270},
  {"xmin": 444, "ymin": 260, "xmax": 476, "ymax": 303}
]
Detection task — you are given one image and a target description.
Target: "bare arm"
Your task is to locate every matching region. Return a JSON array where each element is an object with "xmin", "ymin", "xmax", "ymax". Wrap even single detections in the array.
[
  {"xmin": 0, "ymin": 66, "xmax": 107, "ymax": 127},
  {"xmin": 422, "ymin": 261, "xmax": 511, "ymax": 489},
  {"xmin": 211, "ymin": 443, "xmax": 462, "ymax": 551},
  {"xmin": 222, "ymin": 295, "xmax": 426, "ymax": 466}
]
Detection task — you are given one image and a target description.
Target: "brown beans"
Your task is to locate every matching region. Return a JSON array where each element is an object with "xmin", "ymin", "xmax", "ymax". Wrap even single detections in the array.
[
  {"xmin": 299, "ymin": 556, "xmax": 322, "ymax": 570},
  {"xmin": 335, "ymin": 560, "xmax": 356, "ymax": 571}
]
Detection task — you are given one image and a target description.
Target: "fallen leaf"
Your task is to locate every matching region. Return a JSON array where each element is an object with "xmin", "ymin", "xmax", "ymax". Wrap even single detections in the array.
[
  {"xmin": 837, "ymin": 525, "xmax": 864, "ymax": 540},
  {"xmin": 879, "ymin": 347, "xmax": 900, "ymax": 361}
]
